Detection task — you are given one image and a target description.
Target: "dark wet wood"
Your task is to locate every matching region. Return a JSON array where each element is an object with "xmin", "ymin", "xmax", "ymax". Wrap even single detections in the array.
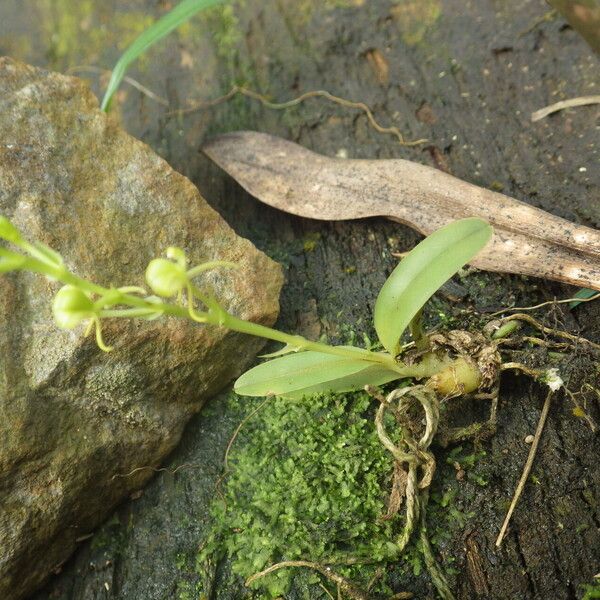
[{"xmin": 0, "ymin": 0, "xmax": 598, "ymax": 598}]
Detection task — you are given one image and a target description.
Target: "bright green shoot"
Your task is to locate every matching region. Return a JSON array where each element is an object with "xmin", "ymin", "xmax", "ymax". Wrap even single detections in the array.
[
  {"xmin": 235, "ymin": 218, "xmax": 492, "ymax": 397},
  {"xmin": 0, "ymin": 216, "xmax": 492, "ymax": 396},
  {"xmin": 100, "ymin": 0, "xmax": 225, "ymax": 112}
]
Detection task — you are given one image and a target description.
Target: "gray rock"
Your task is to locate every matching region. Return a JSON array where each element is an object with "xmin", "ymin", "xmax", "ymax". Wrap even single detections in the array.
[{"xmin": 0, "ymin": 57, "xmax": 283, "ymax": 600}]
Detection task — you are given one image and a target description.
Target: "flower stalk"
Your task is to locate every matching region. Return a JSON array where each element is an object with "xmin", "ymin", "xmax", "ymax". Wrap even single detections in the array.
[{"xmin": 0, "ymin": 215, "xmax": 489, "ymax": 393}]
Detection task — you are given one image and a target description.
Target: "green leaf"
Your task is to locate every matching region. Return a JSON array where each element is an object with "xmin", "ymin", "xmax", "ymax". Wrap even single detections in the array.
[
  {"xmin": 234, "ymin": 351, "xmax": 401, "ymax": 399},
  {"xmin": 569, "ymin": 288, "xmax": 599, "ymax": 309},
  {"xmin": 374, "ymin": 218, "xmax": 492, "ymax": 356},
  {"xmin": 100, "ymin": 0, "xmax": 225, "ymax": 111}
]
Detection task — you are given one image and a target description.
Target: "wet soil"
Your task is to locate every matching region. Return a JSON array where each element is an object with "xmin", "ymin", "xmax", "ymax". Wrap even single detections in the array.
[{"xmin": 0, "ymin": 0, "xmax": 599, "ymax": 598}]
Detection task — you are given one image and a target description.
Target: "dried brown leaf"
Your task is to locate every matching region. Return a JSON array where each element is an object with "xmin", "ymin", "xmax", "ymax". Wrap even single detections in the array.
[{"xmin": 203, "ymin": 131, "xmax": 600, "ymax": 291}]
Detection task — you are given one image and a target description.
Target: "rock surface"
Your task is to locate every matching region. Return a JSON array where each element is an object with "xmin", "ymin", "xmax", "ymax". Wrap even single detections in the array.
[{"xmin": 0, "ymin": 57, "xmax": 283, "ymax": 600}]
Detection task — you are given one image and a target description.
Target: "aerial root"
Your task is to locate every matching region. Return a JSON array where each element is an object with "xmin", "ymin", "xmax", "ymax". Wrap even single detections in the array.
[
  {"xmin": 419, "ymin": 492, "xmax": 455, "ymax": 600},
  {"xmin": 437, "ymin": 384, "xmax": 500, "ymax": 447},
  {"xmin": 170, "ymin": 86, "xmax": 428, "ymax": 147},
  {"xmin": 499, "ymin": 313, "xmax": 600, "ymax": 352},
  {"xmin": 246, "ymin": 560, "xmax": 371, "ymax": 600}
]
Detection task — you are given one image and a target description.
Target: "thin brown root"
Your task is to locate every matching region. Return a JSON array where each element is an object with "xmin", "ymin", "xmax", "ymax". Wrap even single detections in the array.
[
  {"xmin": 245, "ymin": 561, "xmax": 370, "ymax": 600},
  {"xmin": 421, "ymin": 532, "xmax": 455, "ymax": 600},
  {"xmin": 111, "ymin": 462, "xmax": 199, "ymax": 480},
  {"xmin": 66, "ymin": 65, "xmax": 169, "ymax": 106},
  {"xmin": 170, "ymin": 86, "xmax": 427, "ymax": 147},
  {"xmin": 440, "ymin": 384, "xmax": 500, "ymax": 446},
  {"xmin": 489, "ymin": 293, "xmax": 599, "ymax": 317},
  {"xmin": 215, "ymin": 397, "xmax": 272, "ymax": 503},
  {"xmin": 500, "ymin": 362, "xmax": 544, "ymax": 379},
  {"xmin": 496, "ymin": 390, "xmax": 554, "ymax": 547},
  {"xmin": 501, "ymin": 313, "xmax": 600, "ymax": 351},
  {"xmin": 531, "ymin": 95, "xmax": 600, "ymax": 122},
  {"xmin": 418, "ymin": 492, "xmax": 455, "ymax": 600}
]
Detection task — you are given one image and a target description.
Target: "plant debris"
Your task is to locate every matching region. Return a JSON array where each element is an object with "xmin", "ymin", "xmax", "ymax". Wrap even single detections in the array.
[{"xmin": 531, "ymin": 95, "xmax": 600, "ymax": 122}]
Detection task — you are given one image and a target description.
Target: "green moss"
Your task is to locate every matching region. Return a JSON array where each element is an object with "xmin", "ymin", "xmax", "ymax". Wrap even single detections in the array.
[
  {"xmin": 390, "ymin": 0, "xmax": 442, "ymax": 46},
  {"xmin": 582, "ymin": 579, "xmax": 600, "ymax": 600},
  {"xmin": 194, "ymin": 393, "xmax": 491, "ymax": 598},
  {"xmin": 303, "ymin": 232, "xmax": 321, "ymax": 253},
  {"xmin": 198, "ymin": 391, "xmax": 399, "ymax": 597},
  {"xmin": 39, "ymin": 0, "xmax": 154, "ymax": 70}
]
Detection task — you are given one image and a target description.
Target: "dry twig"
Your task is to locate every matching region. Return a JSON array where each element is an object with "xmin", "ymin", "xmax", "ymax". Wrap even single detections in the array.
[
  {"xmin": 496, "ymin": 389, "xmax": 553, "ymax": 547},
  {"xmin": 203, "ymin": 131, "xmax": 600, "ymax": 290},
  {"xmin": 531, "ymin": 96, "xmax": 600, "ymax": 122},
  {"xmin": 66, "ymin": 65, "xmax": 169, "ymax": 106}
]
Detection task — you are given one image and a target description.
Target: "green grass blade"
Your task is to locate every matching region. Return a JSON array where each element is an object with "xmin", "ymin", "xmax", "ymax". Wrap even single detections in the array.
[
  {"xmin": 374, "ymin": 218, "xmax": 492, "ymax": 356},
  {"xmin": 234, "ymin": 351, "xmax": 401, "ymax": 399},
  {"xmin": 100, "ymin": 0, "xmax": 225, "ymax": 111},
  {"xmin": 569, "ymin": 288, "xmax": 600, "ymax": 309}
]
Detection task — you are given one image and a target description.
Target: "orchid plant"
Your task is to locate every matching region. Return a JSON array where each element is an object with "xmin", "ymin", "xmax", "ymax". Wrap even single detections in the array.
[{"xmin": 0, "ymin": 215, "xmax": 492, "ymax": 397}]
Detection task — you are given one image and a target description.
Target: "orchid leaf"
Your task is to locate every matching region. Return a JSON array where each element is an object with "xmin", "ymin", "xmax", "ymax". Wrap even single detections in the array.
[
  {"xmin": 374, "ymin": 218, "xmax": 492, "ymax": 356},
  {"xmin": 234, "ymin": 350, "xmax": 401, "ymax": 399}
]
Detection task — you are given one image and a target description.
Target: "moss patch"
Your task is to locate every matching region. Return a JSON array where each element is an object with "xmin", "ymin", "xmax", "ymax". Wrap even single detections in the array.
[
  {"xmin": 194, "ymin": 387, "xmax": 493, "ymax": 598},
  {"xmin": 198, "ymin": 391, "xmax": 400, "ymax": 598}
]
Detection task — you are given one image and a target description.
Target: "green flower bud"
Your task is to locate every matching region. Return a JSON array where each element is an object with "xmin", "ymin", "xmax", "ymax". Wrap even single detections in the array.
[
  {"xmin": 145, "ymin": 258, "xmax": 187, "ymax": 298},
  {"xmin": 0, "ymin": 216, "xmax": 22, "ymax": 243},
  {"xmin": 52, "ymin": 285, "xmax": 95, "ymax": 329}
]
